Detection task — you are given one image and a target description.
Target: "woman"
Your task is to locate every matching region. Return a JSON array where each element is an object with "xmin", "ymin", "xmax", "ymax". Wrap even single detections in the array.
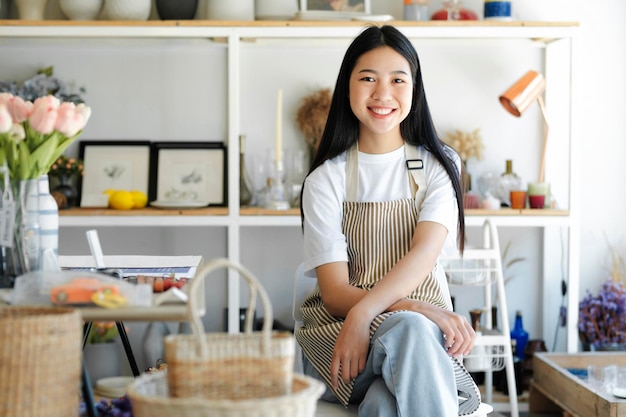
[{"xmin": 297, "ymin": 25, "xmax": 480, "ymax": 416}]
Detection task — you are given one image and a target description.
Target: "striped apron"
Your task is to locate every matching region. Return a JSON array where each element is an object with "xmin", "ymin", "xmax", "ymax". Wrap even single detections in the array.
[{"xmin": 297, "ymin": 143, "xmax": 452, "ymax": 406}]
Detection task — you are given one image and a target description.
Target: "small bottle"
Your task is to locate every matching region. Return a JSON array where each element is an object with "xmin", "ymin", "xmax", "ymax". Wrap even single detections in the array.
[
  {"xmin": 403, "ymin": 0, "xmax": 430, "ymax": 21},
  {"xmin": 497, "ymin": 159, "xmax": 521, "ymax": 206},
  {"xmin": 510, "ymin": 310, "xmax": 529, "ymax": 359},
  {"xmin": 239, "ymin": 135, "xmax": 253, "ymax": 206}
]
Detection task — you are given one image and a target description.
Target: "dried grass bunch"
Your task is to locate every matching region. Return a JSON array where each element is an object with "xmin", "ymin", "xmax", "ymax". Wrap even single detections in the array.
[
  {"xmin": 442, "ymin": 128, "xmax": 484, "ymax": 162},
  {"xmin": 296, "ymin": 88, "xmax": 332, "ymax": 151}
]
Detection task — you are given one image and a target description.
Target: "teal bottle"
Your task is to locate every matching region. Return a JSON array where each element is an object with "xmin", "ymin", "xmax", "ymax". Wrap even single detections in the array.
[{"xmin": 510, "ymin": 310, "xmax": 529, "ymax": 359}]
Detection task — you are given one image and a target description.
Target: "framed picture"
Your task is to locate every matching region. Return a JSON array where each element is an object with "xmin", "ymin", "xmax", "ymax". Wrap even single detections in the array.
[
  {"xmin": 149, "ymin": 142, "xmax": 227, "ymax": 207},
  {"xmin": 78, "ymin": 140, "xmax": 152, "ymax": 207},
  {"xmin": 299, "ymin": 0, "xmax": 370, "ymax": 13}
]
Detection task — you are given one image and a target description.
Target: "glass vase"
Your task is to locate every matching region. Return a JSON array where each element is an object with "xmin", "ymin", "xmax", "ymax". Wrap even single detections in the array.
[
  {"xmin": 239, "ymin": 135, "xmax": 253, "ymax": 207},
  {"xmin": 495, "ymin": 159, "xmax": 522, "ymax": 206},
  {"xmin": 1, "ymin": 179, "xmax": 41, "ymax": 286}
]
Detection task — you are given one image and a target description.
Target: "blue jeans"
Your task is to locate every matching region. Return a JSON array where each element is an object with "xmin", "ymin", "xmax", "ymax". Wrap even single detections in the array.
[{"xmin": 303, "ymin": 311, "xmax": 458, "ymax": 417}]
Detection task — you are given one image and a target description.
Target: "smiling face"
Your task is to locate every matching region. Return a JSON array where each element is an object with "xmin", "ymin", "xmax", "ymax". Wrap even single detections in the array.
[{"xmin": 348, "ymin": 46, "xmax": 414, "ymax": 152}]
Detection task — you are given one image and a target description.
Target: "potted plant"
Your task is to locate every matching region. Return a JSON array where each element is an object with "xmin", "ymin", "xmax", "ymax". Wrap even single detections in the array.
[{"xmin": 48, "ymin": 155, "xmax": 83, "ymax": 209}]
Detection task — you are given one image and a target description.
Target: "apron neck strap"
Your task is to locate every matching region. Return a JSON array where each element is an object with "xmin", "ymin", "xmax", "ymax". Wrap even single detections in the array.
[{"xmin": 345, "ymin": 143, "xmax": 426, "ymax": 203}]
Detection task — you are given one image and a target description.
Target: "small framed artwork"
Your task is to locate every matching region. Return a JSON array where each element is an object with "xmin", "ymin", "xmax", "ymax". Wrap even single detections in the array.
[
  {"xmin": 78, "ymin": 140, "xmax": 152, "ymax": 207},
  {"xmin": 299, "ymin": 0, "xmax": 371, "ymax": 13},
  {"xmin": 149, "ymin": 142, "xmax": 227, "ymax": 207}
]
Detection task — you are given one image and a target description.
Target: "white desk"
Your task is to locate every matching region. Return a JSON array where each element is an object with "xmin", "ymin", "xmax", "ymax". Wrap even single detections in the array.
[{"xmin": 0, "ymin": 289, "xmax": 193, "ymax": 322}]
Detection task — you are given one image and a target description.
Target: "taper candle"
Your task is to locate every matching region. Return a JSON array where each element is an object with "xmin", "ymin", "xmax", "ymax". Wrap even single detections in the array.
[{"xmin": 275, "ymin": 88, "xmax": 283, "ymax": 164}]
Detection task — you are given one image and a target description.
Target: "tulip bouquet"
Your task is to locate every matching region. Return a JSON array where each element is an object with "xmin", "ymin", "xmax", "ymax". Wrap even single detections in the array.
[{"xmin": 0, "ymin": 93, "xmax": 91, "ymax": 181}]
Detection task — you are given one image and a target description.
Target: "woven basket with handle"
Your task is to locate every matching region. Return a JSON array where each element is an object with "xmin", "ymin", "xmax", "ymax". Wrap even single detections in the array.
[{"xmin": 164, "ymin": 258, "xmax": 295, "ymax": 400}]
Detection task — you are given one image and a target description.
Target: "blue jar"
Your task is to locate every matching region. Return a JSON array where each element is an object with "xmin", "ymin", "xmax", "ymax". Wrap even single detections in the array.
[{"xmin": 484, "ymin": 0, "xmax": 511, "ymax": 20}]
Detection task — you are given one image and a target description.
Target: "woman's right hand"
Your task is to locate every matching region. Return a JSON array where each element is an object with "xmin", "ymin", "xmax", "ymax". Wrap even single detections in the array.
[
  {"xmin": 330, "ymin": 308, "xmax": 370, "ymax": 388},
  {"xmin": 389, "ymin": 299, "xmax": 475, "ymax": 357}
]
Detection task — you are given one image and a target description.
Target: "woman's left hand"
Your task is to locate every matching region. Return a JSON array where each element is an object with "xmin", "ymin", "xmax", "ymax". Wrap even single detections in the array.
[{"xmin": 330, "ymin": 311, "xmax": 370, "ymax": 389}]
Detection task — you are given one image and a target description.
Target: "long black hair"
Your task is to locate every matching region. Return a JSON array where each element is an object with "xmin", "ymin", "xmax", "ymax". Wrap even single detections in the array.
[{"xmin": 301, "ymin": 25, "xmax": 465, "ymax": 251}]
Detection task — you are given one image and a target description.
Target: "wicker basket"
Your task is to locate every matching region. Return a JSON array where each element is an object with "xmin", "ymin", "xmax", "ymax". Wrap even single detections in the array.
[
  {"xmin": 164, "ymin": 258, "xmax": 295, "ymax": 400},
  {"xmin": 128, "ymin": 371, "xmax": 325, "ymax": 417},
  {"xmin": 0, "ymin": 306, "xmax": 82, "ymax": 417}
]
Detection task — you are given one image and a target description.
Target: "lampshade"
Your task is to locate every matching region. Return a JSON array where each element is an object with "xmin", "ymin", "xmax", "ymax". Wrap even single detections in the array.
[
  {"xmin": 499, "ymin": 70, "xmax": 546, "ymax": 117},
  {"xmin": 499, "ymin": 70, "xmax": 550, "ymax": 183}
]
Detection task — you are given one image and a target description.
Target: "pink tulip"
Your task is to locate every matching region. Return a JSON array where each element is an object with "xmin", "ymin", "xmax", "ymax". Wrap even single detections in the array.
[
  {"xmin": 76, "ymin": 103, "xmax": 92, "ymax": 125},
  {"xmin": 55, "ymin": 102, "xmax": 85, "ymax": 137},
  {"xmin": 0, "ymin": 105, "xmax": 11, "ymax": 133},
  {"xmin": 29, "ymin": 95, "xmax": 60, "ymax": 134},
  {"xmin": 0, "ymin": 93, "xmax": 12, "ymax": 108},
  {"xmin": 7, "ymin": 95, "xmax": 32, "ymax": 123}
]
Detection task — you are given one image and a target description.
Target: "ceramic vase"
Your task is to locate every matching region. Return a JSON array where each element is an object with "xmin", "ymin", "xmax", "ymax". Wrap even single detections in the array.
[
  {"xmin": 155, "ymin": 0, "xmax": 198, "ymax": 20},
  {"xmin": 14, "ymin": 0, "xmax": 49, "ymax": 20},
  {"xmin": 59, "ymin": 0, "xmax": 103, "ymax": 20},
  {"xmin": 254, "ymin": 0, "xmax": 299, "ymax": 20},
  {"xmin": 103, "ymin": 0, "xmax": 151, "ymax": 20},
  {"xmin": 38, "ymin": 175, "xmax": 58, "ymax": 270},
  {"xmin": 206, "ymin": 0, "xmax": 254, "ymax": 20}
]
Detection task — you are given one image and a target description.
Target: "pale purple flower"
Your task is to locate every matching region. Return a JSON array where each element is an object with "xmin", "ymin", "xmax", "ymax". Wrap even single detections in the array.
[{"xmin": 579, "ymin": 279, "xmax": 626, "ymax": 347}]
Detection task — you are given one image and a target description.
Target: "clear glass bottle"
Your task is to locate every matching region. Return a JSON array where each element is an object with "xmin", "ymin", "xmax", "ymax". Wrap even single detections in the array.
[
  {"xmin": 404, "ymin": 0, "xmax": 429, "ymax": 21},
  {"xmin": 497, "ymin": 159, "xmax": 521, "ymax": 206},
  {"xmin": 239, "ymin": 135, "xmax": 253, "ymax": 207}
]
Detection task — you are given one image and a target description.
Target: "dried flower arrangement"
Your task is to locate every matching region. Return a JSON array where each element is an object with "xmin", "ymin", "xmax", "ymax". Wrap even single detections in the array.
[
  {"xmin": 606, "ymin": 240, "xmax": 626, "ymax": 287},
  {"xmin": 578, "ymin": 279, "xmax": 626, "ymax": 349},
  {"xmin": 295, "ymin": 88, "xmax": 332, "ymax": 151},
  {"xmin": 441, "ymin": 128, "xmax": 484, "ymax": 162},
  {"xmin": 0, "ymin": 66, "xmax": 86, "ymax": 104}
]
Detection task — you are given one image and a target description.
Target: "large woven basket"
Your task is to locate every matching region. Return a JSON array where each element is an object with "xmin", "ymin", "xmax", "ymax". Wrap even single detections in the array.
[
  {"xmin": 128, "ymin": 371, "xmax": 325, "ymax": 417},
  {"xmin": 164, "ymin": 258, "xmax": 295, "ymax": 400},
  {"xmin": 0, "ymin": 306, "xmax": 82, "ymax": 417}
]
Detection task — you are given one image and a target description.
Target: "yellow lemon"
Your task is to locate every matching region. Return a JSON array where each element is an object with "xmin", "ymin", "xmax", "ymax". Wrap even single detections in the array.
[
  {"xmin": 130, "ymin": 190, "xmax": 148, "ymax": 209},
  {"xmin": 109, "ymin": 190, "xmax": 134, "ymax": 210},
  {"xmin": 103, "ymin": 189, "xmax": 117, "ymax": 197}
]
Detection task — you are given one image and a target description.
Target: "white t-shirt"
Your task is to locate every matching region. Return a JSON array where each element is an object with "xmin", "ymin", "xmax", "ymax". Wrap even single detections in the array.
[{"xmin": 302, "ymin": 145, "xmax": 460, "ymax": 276}]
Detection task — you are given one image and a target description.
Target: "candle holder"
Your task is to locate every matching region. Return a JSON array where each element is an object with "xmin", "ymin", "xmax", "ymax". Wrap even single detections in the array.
[{"xmin": 264, "ymin": 159, "xmax": 290, "ymax": 211}]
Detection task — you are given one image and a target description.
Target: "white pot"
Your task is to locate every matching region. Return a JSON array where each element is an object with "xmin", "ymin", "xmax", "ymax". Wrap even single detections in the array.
[
  {"xmin": 103, "ymin": 0, "xmax": 151, "ymax": 20},
  {"xmin": 14, "ymin": 0, "xmax": 48, "ymax": 20},
  {"xmin": 205, "ymin": 0, "xmax": 254, "ymax": 20},
  {"xmin": 254, "ymin": 0, "xmax": 299, "ymax": 20},
  {"xmin": 60, "ymin": 0, "xmax": 103, "ymax": 20}
]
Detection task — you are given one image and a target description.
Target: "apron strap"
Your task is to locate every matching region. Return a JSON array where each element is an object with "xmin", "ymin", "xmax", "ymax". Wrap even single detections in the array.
[
  {"xmin": 346, "ymin": 143, "xmax": 426, "ymax": 203},
  {"xmin": 405, "ymin": 144, "xmax": 426, "ymax": 205}
]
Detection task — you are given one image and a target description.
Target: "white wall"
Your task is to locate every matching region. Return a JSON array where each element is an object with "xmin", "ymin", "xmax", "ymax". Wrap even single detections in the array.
[{"xmin": 3, "ymin": 0, "xmax": 625, "ymax": 357}]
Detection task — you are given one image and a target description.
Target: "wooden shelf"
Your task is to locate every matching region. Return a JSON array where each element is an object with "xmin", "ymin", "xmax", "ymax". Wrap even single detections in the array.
[
  {"xmin": 59, "ymin": 207, "xmax": 567, "ymax": 218},
  {"xmin": 0, "ymin": 20, "xmax": 579, "ymax": 28},
  {"xmin": 59, "ymin": 207, "xmax": 228, "ymax": 216}
]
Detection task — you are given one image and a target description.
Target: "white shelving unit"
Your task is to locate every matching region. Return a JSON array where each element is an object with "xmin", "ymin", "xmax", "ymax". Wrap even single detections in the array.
[{"xmin": 0, "ymin": 21, "xmax": 580, "ymax": 354}]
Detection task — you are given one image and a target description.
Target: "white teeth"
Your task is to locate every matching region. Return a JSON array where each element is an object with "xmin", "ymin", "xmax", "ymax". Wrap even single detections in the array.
[{"xmin": 371, "ymin": 108, "xmax": 392, "ymax": 115}]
